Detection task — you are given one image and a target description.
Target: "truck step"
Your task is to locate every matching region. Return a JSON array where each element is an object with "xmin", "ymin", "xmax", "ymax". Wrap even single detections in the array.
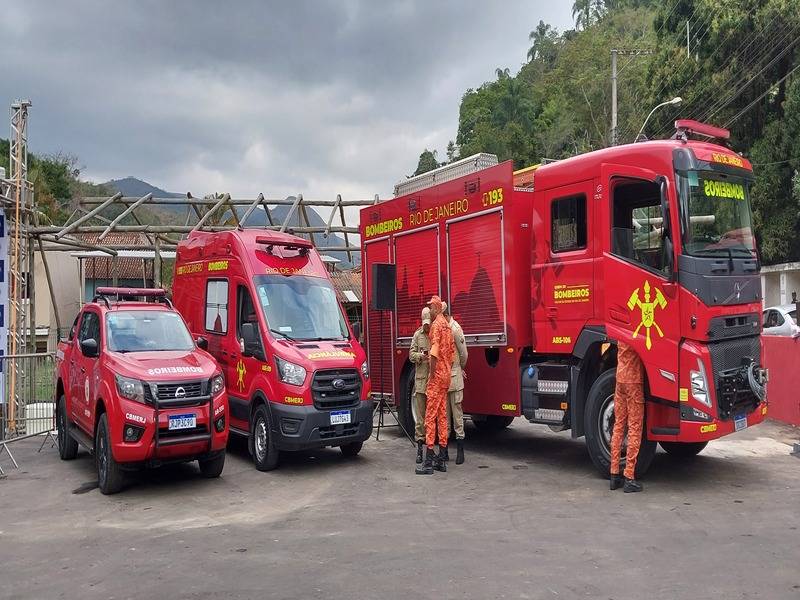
[
  {"xmin": 525, "ymin": 408, "xmax": 566, "ymax": 425},
  {"xmin": 69, "ymin": 425, "xmax": 95, "ymax": 454}
]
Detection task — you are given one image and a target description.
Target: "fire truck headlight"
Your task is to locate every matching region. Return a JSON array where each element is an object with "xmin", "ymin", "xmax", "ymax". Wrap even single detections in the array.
[
  {"xmin": 116, "ymin": 375, "xmax": 146, "ymax": 404},
  {"xmin": 210, "ymin": 374, "xmax": 225, "ymax": 396},
  {"xmin": 690, "ymin": 359, "xmax": 711, "ymax": 407},
  {"xmin": 360, "ymin": 361, "xmax": 369, "ymax": 379},
  {"xmin": 276, "ymin": 357, "xmax": 306, "ymax": 386}
]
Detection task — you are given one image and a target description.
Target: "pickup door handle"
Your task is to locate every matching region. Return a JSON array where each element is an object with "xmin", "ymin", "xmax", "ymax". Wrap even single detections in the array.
[{"xmin": 742, "ymin": 261, "xmax": 758, "ymax": 273}]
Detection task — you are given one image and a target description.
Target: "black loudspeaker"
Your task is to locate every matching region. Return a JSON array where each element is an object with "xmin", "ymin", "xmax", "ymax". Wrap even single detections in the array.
[{"xmin": 371, "ymin": 263, "xmax": 396, "ymax": 310}]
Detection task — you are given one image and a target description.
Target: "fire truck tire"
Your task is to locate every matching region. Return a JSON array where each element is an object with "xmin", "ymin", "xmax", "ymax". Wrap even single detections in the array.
[
  {"xmin": 57, "ymin": 395, "xmax": 78, "ymax": 460},
  {"xmin": 397, "ymin": 368, "xmax": 416, "ymax": 437},
  {"xmin": 339, "ymin": 441, "xmax": 363, "ymax": 457},
  {"xmin": 659, "ymin": 441, "xmax": 708, "ymax": 458},
  {"xmin": 198, "ymin": 452, "xmax": 226, "ymax": 478},
  {"xmin": 472, "ymin": 415, "xmax": 515, "ymax": 432},
  {"xmin": 252, "ymin": 404, "xmax": 279, "ymax": 471},
  {"xmin": 96, "ymin": 414, "xmax": 124, "ymax": 495},
  {"xmin": 584, "ymin": 369, "xmax": 657, "ymax": 479}
]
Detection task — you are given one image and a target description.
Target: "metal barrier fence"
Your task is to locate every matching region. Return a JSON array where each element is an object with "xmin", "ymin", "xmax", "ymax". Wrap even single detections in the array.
[{"xmin": 0, "ymin": 353, "xmax": 57, "ymax": 441}]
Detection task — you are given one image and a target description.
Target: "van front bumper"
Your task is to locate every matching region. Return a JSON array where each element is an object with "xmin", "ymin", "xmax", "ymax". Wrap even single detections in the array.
[{"xmin": 271, "ymin": 400, "xmax": 373, "ymax": 451}]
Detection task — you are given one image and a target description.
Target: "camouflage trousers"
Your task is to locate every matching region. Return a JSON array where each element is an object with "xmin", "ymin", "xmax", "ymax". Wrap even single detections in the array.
[{"xmin": 610, "ymin": 382, "xmax": 644, "ymax": 480}]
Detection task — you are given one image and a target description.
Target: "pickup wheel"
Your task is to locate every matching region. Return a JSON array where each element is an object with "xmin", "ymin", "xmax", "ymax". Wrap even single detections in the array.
[
  {"xmin": 96, "ymin": 414, "xmax": 124, "ymax": 495},
  {"xmin": 198, "ymin": 452, "xmax": 226, "ymax": 478},
  {"xmin": 252, "ymin": 404, "xmax": 279, "ymax": 471},
  {"xmin": 57, "ymin": 395, "xmax": 78, "ymax": 460},
  {"xmin": 660, "ymin": 441, "xmax": 708, "ymax": 458},
  {"xmin": 339, "ymin": 441, "xmax": 363, "ymax": 457},
  {"xmin": 584, "ymin": 369, "xmax": 657, "ymax": 479},
  {"xmin": 472, "ymin": 415, "xmax": 514, "ymax": 432}
]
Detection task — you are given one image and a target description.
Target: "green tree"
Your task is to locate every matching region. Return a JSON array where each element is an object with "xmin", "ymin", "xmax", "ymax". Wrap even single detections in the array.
[{"xmin": 413, "ymin": 149, "xmax": 439, "ymax": 176}]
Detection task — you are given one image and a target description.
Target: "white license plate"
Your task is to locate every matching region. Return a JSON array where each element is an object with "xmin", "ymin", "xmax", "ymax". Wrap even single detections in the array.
[
  {"xmin": 330, "ymin": 410, "xmax": 351, "ymax": 425},
  {"xmin": 734, "ymin": 414, "xmax": 748, "ymax": 432},
  {"xmin": 168, "ymin": 414, "xmax": 196, "ymax": 430}
]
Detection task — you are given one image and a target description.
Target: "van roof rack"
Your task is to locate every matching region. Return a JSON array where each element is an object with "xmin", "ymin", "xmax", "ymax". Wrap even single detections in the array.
[{"xmin": 92, "ymin": 287, "xmax": 172, "ymax": 309}]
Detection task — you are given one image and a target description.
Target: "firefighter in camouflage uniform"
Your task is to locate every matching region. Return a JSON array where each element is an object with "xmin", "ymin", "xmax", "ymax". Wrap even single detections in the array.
[
  {"xmin": 409, "ymin": 307, "xmax": 431, "ymax": 464},
  {"xmin": 609, "ymin": 340, "xmax": 645, "ymax": 493}
]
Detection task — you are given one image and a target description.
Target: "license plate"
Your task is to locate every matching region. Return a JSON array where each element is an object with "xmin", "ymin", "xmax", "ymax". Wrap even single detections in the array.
[
  {"xmin": 330, "ymin": 410, "xmax": 351, "ymax": 425},
  {"xmin": 168, "ymin": 414, "xmax": 196, "ymax": 430},
  {"xmin": 734, "ymin": 414, "xmax": 748, "ymax": 432}
]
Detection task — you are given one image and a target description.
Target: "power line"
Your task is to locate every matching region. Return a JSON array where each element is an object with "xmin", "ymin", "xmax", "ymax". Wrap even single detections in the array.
[{"xmin": 724, "ymin": 61, "xmax": 800, "ymax": 128}]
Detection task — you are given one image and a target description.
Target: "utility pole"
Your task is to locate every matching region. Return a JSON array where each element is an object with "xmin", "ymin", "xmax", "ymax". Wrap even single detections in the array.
[
  {"xmin": 687, "ymin": 20, "xmax": 690, "ymax": 58},
  {"xmin": 610, "ymin": 48, "xmax": 654, "ymax": 146}
]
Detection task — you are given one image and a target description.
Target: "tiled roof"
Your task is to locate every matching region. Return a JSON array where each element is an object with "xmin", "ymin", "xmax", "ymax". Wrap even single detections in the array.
[
  {"xmin": 329, "ymin": 268, "xmax": 362, "ymax": 305},
  {"xmin": 73, "ymin": 233, "xmax": 155, "ymax": 280}
]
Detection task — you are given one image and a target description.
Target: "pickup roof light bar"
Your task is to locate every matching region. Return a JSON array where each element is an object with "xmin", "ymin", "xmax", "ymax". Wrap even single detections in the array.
[
  {"xmin": 674, "ymin": 119, "xmax": 730, "ymax": 141},
  {"xmin": 93, "ymin": 287, "xmax": 172, "ymax": 308}
]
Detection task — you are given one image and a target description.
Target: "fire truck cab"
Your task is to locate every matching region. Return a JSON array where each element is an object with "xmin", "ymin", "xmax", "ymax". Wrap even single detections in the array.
[
  {"xmin": 172, "ymin": 229, "xmax": 372, "ymax": 471},
  {"xmin": 361, "ymin": 120, "xmax": 767, "ymax": 476}
]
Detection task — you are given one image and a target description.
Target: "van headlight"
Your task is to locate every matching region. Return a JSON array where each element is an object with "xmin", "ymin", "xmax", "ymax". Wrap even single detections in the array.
[
  {"xmin": 360, "ymin": 361, "xmax": 369, "ymax": 379},
  {"xmin": 116, "ymin": 375, "xmax": 146, "ymax": 404},
  {"xmin": 211, "ymin": 374, "xmax": 225, "ymax": 396},
  {"xmin": 690, "ymin": 359, "xmax": 711, "ymax": 407},
  {"xmin": 275, "ymin": 357, "xmax": 307, "ymax": 386}
]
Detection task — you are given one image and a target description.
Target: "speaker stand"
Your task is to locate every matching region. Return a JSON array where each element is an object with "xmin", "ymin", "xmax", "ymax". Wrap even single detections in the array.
[{"xmin": 373, "ymin": 309, "xmax": 415, "ymax": 445}]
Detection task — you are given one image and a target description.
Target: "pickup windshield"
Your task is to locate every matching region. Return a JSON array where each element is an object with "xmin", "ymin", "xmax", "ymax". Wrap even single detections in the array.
[
  {"xmin": 254, "ymin": 275, "xmax": 349, "ymax": 341},
  {"xmin": 679, "ymin": 170, "xmax": 756, "ymax": 257},
  {"xmin": 106, "ymin": 311, "xmax": 194, "ymax": 353}
]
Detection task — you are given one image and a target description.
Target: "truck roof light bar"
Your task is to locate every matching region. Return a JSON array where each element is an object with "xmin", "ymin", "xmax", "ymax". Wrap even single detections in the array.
[{"xmin": 674, "ymin": 119, "xmax": 730, "ymax": 141}]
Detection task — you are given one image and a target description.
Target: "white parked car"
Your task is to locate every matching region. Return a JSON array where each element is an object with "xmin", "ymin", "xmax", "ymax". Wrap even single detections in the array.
[{"xmin": 762, "ymin": 304, "xmax": 799, "ymax": 337}]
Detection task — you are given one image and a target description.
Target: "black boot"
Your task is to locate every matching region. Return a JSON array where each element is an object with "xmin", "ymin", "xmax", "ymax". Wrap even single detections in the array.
[
  {"xmin": 623, "ymin": 478, "xmax": 643, "ymax": 493},
  {"xmin": 441, "ymin": 444, "xmax": 449, "ymax": 462},
  {"xmin": 433, "ymin": 450, "xmax": 447, "ymax": 472},
  {"xmin": 416, "ymin": 440, "xmax": 424, "ymax": 464},
  {"xmin": 455, "ymin": 439, "xmax": 464, "ymax": 465},
  {"xmin": 415, "ymin": 448, "xmax": 434, "ymax": 475},
  {"xmin": 610, "ymin": 474, "xmax": 623, "ymax": 490}
]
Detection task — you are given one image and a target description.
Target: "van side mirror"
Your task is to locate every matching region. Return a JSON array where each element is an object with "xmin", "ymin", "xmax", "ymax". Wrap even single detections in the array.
[
  {"xmin": 241, "ymin": 323, "xmax": 265, "ymax": 360},
  {"xmin": 196, "ymin": 336, "xmax": 209, "ymax": 351},
  {"xmin": 80, "ymin": 338, "xmax": 99, "ymax": 358}
]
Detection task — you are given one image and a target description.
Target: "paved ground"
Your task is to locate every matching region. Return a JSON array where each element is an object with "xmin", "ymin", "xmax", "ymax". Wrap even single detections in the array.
[{"xmin": 1, "ymin": 419, "xmax": 799, "ymax": 600}]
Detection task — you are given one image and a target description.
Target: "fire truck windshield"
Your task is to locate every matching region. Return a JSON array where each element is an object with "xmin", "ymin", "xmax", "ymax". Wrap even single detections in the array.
[
  {"xmin": 106, "ymin": 311, "xmax": 195, "ymax": 353},
  {"xmin": 254, "ymin": 275, "xmax": 350, "ymax": 341},
  {"xmin": 679, "ymin": 170, "xmax": 756, "ymax": 258}
]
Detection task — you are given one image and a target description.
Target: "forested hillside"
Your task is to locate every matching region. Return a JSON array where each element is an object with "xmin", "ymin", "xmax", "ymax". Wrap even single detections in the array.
[{"xmin": 415, "ymin": 0, "xmax": 800, "ymax": 265}]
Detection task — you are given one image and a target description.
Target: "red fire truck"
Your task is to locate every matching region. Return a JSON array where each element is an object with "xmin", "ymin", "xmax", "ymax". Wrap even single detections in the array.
[
  {"xmin": 361, "ymin": 120, "xmax": 767, "ymax": 476},
  {"xmin": 172, "ymin": 229, "xmax": 372, "ymax": 471}
]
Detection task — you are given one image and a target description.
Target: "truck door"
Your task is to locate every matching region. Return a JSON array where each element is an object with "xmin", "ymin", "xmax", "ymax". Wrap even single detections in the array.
[
  {"xmin": 74, "ymin": 309, "xmax": 101, "ymax": 434},
  {"xmin": 363, "ymin": 238, "xmax": 393, "ymax": 397},
  {"xmin": 533, "ymin": 181, "xmax": 594, "ymax": 354},
  {"xmin": 202, "ymin": 277, "xmax": 237, "ymax": 419},
  {"xmin": 601, "ymin": 165, "xmax": 680, "ymax": 402}
]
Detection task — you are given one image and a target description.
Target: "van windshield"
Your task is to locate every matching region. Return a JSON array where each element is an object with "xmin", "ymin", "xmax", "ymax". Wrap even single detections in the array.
[
  {"xmin": 254, "ymin": 275, "xmax": 350, "ymax": 341},
  {"xmin": 106, "ymin": 311, "xmax": 194, "ymax": 353}
]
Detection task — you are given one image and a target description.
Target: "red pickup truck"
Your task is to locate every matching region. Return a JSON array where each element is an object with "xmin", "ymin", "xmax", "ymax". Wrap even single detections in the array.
[{"xmin": 55, "ymin": 287, "xmax": 229, "ymax": 494}]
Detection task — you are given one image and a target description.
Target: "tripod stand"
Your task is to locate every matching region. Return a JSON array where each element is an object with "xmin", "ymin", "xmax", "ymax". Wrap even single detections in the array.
[{"xmin": 373, "ymin": 308, "xmax": 415, "ymax": 445}]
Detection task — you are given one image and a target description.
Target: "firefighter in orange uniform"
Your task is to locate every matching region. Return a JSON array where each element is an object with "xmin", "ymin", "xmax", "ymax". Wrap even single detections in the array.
[
  {"xmin": 416, "ymin": 295, "xmax": 454, "ymax": 475},
  {"xmin": 609, "ymin": 340, "xmax": 645, "ymax": 493}
]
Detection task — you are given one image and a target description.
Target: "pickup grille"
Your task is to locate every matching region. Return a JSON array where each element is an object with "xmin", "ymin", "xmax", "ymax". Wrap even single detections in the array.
[
  {"xmin": 144, "ymin": 379, "xmax": 208, "ymax": 406},
  {"xmin": 311, "ymin": 369, "xmax": 361, "ymax": 410},
  {"xmin": 708, "ymin": 335, "xmax": 760, "ymax": 420}
]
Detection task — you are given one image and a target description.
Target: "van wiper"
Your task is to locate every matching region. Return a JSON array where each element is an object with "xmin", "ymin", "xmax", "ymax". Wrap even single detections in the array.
[{"xmin": 269, "ymin": 328, "xmax": 297, "ymax": 341}]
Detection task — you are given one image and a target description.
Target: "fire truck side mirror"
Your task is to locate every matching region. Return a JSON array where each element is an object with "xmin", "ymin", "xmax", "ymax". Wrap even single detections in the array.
[{"xmin": 658, "ymin": 176, "xmax": 676, "ymax": 281}]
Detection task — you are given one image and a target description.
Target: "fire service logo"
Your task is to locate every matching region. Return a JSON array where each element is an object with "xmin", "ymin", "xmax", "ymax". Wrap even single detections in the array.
[
  {"xmin": 236, "ymin": 359, "xmax": 247, "ymax": 393},
  {"xmin": 627, "ymin": 280, "xmax": 667, "ymax": 350}
]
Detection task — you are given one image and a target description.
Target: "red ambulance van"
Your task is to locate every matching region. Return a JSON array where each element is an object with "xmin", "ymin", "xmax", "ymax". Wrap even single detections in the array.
[{"xmin": 172, "ymin": 229, "xmax": 372, "ymax": 470}]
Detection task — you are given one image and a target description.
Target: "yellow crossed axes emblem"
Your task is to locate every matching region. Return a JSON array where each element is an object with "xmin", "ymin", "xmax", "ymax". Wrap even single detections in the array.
[
  {"xmin": 236, "ymin": 358, "xmax": 246, "ymax": 392},
  {"xmin": 627, "ymin": 280, "xmax": 667, "ymax": 350}
]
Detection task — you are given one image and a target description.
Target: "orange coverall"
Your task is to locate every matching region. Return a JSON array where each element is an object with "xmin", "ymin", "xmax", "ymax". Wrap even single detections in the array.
[
  {"xmin": 425, "ymin": 313, "xmax": 454, "ymax": 449},
  {"xmin": 610, "ymin": 341, "xmax": 645, "ymax": 479}
]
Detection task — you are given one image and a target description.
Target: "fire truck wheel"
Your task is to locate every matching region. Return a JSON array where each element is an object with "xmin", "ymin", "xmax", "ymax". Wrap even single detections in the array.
[
  {"xmin": 57, "ymin": 395, "xmax": 78, "ymax": 460},
  {"xmin": 584, "ymin": 369, "xmax": 657, "ymax": 479},
  {"xmin": 472, "ymin": 415, "xmax": 515, "ymax": 432},
  {"xmin": 339, "ymin": 441, "xmax": 363, "ymax": 457},
  {"xmin": 252, "ymin": 404, "xmax": 279, "ymax": 472},
  {"xmin": 96, "ymin": 413, "xmax": 124, "ymax": 495},
  {"xmin": 397, "ymin": 368, "xmax": 416, "ymax": 437},
  {"xmin": 659, "ymin": 441, "xmax": 708, "ymax": 458},
  {"xmin": 198, "ymin": 452, "xmax": 226, "ymax": 478}
]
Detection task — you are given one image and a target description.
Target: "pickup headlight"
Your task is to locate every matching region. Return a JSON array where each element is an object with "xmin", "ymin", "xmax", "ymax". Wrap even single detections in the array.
[
  {"xmin": 275, "ymin": 357, "xmax": 307, "ymax": 386},
  {"xmin": 690, "ymin": 358, "xmax": 711, "ymax": 407},
  {"xmin": 116, "ymin": 375, "xmax": 145, "ymax": 404},
  {"xmin": 360, "ymin": 361, "xmax": 369, "ymax": 379},
  {"xmin": 211, "ymin": 374, "xmax": 225, "ymax": 396}
]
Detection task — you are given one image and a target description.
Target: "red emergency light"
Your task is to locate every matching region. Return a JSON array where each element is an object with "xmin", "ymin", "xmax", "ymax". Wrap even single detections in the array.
[
  {"xmin": 675, "ymin": 119, "xmax": 730, "ymax": 141},
  {"xmin": 255, "ymin": 235, "xmax": 312, "ymax": 256},
  {"xmin": 95, "ymin": 287, "xmax": 166, "ymax": 297}
]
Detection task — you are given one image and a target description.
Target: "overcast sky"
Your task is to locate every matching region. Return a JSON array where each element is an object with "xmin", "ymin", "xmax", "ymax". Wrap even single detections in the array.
[{"xmin": 2, "ymin": 1, "xmax": 572, "ymax": 202}]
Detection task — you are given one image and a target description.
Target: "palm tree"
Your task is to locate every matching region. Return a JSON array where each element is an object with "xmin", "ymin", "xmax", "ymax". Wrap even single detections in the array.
[
  {"xmin": 495, "ymin": 67, "xmax": 511, "ymax": 80},
  {"xmin": 527, "ymin": 20, "xmax": 552, "ymax": 62},
  {"xmin": 572, "ymin": 0, "xmax": 606, "ymax": 30}
]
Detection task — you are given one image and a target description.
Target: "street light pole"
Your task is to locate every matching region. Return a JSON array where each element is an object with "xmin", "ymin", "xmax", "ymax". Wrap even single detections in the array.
[{"xmin": 635, "ymin": 97, "xmax": 683, "ymax": 142}]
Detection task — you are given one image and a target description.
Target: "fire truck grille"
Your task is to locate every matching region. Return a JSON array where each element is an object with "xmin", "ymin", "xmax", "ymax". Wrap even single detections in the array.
[
  {"xmin": 145, "ymin": 380, "xmax": 206, "ymax": 405},
  {"xmin": 311, "ymin": 369, "xmax": 361, "ymax": 410},
  {"xmin": 707, "ymin": 335, "xmax": 760, "ymax": 420}
]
